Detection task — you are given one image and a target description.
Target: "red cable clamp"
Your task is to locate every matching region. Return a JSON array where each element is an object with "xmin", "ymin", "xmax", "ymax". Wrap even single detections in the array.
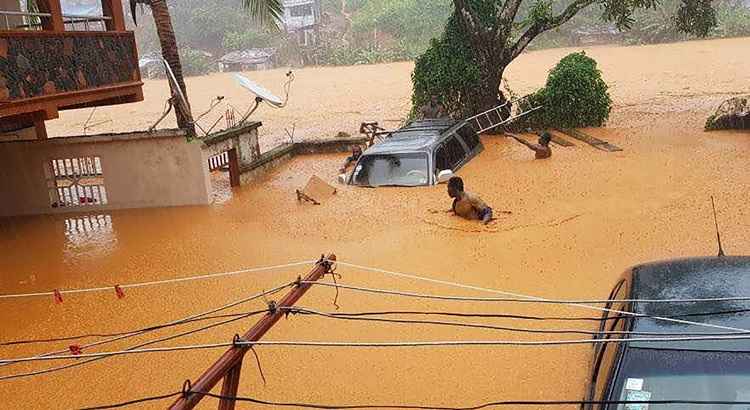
[
  {"xmin": 69, "ymin": 345, "xmax": 82, "ymax": 355},
  {"xmin": 114, "ymin": 285, "xmax": 125, "ymax": 299},
  {"xmin": 53, "ymin": 289, "xmax": 63, "ymax": 304}
]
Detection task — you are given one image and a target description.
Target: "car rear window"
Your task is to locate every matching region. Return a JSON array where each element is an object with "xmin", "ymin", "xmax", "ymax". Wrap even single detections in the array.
[{"xmin": 608, "ymin": 348, "xmax": 750, "ymax": 409}]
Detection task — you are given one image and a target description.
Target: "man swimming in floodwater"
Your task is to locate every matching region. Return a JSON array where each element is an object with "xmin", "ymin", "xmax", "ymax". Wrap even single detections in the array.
[
  {"xmin": 447, "ymin": 176, "xmax": 493, "ymax": 224},
  {"xmin": 420, "ymin": 95, "xmax": 447, "ymax": 119},
  {"xmin": 339, "ymin": 145, "xmax": 363, "ymax": 173},
  {"xmin": 511, "ymin": 131, "xmax": 552, "ymax": 159}
]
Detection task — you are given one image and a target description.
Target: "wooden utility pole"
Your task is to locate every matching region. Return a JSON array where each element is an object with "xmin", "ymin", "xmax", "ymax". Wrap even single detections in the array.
[{"xmin": 169, "ymin": 254, "xmax": 336, "ymax": 410}]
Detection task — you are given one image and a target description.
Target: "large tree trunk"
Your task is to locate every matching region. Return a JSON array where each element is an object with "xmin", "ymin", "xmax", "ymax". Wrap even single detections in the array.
[{"xmin": 149, "ymin": 0, "xmax": 195, "ymax": 135}]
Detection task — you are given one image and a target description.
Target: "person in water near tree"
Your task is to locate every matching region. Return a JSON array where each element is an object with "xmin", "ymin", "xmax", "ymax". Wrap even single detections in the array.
[
  {"xmin": 420, "ymin": 95, "xmax": 447, "ymax": 119},
  {"xmin": 511, "ymin": 131, "xmax": 552, "ymax": 159},
  {"xmin": 447, "ymin": 176, "xmax": 493, "ymax": 224},
  {"xmin": 339, "ymin": 145, "xmax": 363, "ymax": 173}
]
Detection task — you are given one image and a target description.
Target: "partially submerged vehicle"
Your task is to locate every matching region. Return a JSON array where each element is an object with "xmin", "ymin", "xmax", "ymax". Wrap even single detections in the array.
[
  {"xmin": 341, "ymin": 119, "xmax": 483, "ymax": 187},
  {"xmin": 583, "ymin": 256, "xmax": 750, "ymax": 409},
  {"xmin": 342, "ymin": 97, "xmax": 542, "ymax": 188}
]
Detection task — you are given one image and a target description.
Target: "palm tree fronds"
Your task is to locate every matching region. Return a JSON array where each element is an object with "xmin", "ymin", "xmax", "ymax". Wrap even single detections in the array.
[{"xmin": 242, "ymin": 0, "xmax": 284, "ymax": 31}]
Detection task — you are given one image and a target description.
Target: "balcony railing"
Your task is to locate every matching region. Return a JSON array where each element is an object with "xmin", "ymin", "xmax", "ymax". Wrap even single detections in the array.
[{"xmin": 1, "ymin": 10, "xmax": 112, "ymax": 32}]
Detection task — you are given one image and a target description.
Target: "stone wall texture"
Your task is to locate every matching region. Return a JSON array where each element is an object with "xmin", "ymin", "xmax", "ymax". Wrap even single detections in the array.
[{"xmin": 0, "ymin": 33, "xmax": 138, "ymax": 102}]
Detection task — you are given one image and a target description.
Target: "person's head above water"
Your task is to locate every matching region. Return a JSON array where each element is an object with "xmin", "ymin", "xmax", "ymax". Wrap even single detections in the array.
[
  {"xmin": 539, "ymin": 132, "xmax": 552, "ymax": 146},
  {"xmin": 447, "ymin": 176, "xmax": 464, "ymax": 198}
]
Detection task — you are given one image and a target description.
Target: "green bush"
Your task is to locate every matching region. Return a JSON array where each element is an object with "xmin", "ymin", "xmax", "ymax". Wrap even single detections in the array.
[{"xmin": 521, "ymin": 52, "xmax": 612, "ymax": 129}]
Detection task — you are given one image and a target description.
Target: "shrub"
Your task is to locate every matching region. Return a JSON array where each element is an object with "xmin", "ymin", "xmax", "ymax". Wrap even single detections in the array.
[{"xmin": 521, "ymin": 52, "xmax": 612, "ymax": 129}]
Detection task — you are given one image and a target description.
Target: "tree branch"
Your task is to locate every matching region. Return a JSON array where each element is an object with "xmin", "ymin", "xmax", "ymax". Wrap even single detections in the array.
[
  {"xmin": 454, "ymin": 0, "xmax": 479, "ymax": 32},
  {"xmin": 499, "ymin": 0, "xmax": 524, "ymax": 24},
  {"xmin": 508, "ymin": 0, "xmax": 598, "ymax": 61},
  {"xmin": 496, "ymin": 0, "xmax": 524, "ymax": 43}
]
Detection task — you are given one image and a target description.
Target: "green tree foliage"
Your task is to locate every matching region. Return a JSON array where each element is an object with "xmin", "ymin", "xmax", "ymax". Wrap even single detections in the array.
[
  {"xmin": 351, "ymin": 0, "xmax": 451, "ymax": 59},
  {"xmin": 522, "ymin": 52, "xmax": 612, "ymax": 128},
  {"xmin": 411, "ymin": 15, "xmax": 481, "ymax": 118},
  {"xmin": 412, "ymin": 0, "xmax": 722, "ymax": 118},
  {"xmin": 132, "ymin": 0, "xmax": 269, "ymax": 56}
]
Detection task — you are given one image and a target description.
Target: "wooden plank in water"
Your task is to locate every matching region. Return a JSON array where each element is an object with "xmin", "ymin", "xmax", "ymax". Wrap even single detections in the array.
[
  {"xmin": 557, "ymin": 128, "xmax": 622, "ymax": 152},
  {"xmin": 547, "ymin": 130, "xmax": 575, "ymax": 147},
  {"xmin": 504, "ymin": 132, "xmax": 574, "ymax": 148}
]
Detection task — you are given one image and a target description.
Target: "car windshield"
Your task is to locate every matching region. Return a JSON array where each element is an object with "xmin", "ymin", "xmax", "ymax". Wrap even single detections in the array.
[
  {"xmin": 610, "ymin": 347, "xmax": 750, "ymax": 409},
  {"xmin": 350, "ymin": 153, "xmax": 429, "ymax": 187}
]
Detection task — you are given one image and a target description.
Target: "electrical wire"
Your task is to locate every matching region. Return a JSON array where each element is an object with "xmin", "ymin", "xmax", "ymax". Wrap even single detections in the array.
[
  {"xmin": 197, "ymin": 392, "xmax": 750, "ymax": 409},
  {"xmin": 0, "ymin": 283, "xmax": 292, "ymax": 369},
  {"xmin": 0, "ymin": 309, "xmax": 269, "ymax": 381},
  {"xmin": 305, "ymin": 279, "xmax": 750, "ymax": 304},
  {"xmin": 327, "ymin": 261, "xmax": 750, "ymax": 333},
  {"xmin": 77, "ymin": 391, "xmax": 182, "ymax": 410},
  {"xmin": 284, "ymin": 307, "xmax": 750, "ymax": 322},
  {"xmin": 9, "ymin": 334, "xmax": 750, "ymax": 365},
  {"xmin": 1, "ymin": 311, "xmax": 261, "ymax": 346},
  {"xmin": 283, "ymin": 306, "xmax": 750, "ymax": 337},
  {"xmin": 76, "ymin": 390, "xmax": 750, "ymax": 409},
  {"xmin": 0, "ymin": 260, "xmax": 314, "ymax": 300}
]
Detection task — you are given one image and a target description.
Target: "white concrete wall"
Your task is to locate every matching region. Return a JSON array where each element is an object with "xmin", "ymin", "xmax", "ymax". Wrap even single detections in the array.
[{"xmin": 0, "ymin": 130, "xmax": 211, "ymax": 217}]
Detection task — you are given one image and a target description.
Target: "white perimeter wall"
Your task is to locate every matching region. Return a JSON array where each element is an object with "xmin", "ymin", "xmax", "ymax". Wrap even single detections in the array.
[{"xmin": 0, "ymin": 130, "xmax": 211, "ymax": 217}]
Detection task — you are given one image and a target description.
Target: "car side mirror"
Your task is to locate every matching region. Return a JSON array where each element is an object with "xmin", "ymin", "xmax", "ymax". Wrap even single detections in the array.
[
  {"xmin": 437, "ymin": 169, "xmax": 454, "ymax": 184},
  {"xmin": 337, "ymin": 173, "xmax": 347, "ymax": 185}
]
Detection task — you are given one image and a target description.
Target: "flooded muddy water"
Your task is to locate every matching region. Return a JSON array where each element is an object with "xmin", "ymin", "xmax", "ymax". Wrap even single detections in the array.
[{"xmin": 1, "ymin": 38, "xmax": 750, "ymax": 409}]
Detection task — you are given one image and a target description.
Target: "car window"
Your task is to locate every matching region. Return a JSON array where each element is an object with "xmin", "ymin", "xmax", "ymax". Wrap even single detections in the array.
[
  {"xmin": 613, "ymin": 348, "xmax": 750, "ymax": 409},
  {"xmin": 351, "ymin": 153, "xmax": 430, "ymax": 187},
  {"xmin": 444, "ymin": 135, "xmax": 467, "ymax": 170},
  {"xmin": 458, "ymin": 124, "xmax": 481, "ymax": 151}
]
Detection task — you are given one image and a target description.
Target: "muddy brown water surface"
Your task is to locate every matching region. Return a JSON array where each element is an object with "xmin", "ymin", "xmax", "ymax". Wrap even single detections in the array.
[{"xmin": 2, "ymin": 38, "xmax": 750, "ymax": 409}]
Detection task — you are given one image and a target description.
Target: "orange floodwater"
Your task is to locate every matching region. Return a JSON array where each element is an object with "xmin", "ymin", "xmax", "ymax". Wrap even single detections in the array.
[{"xmin": 1, "ymin": 37, "xmax": 750, "ymax": 409}]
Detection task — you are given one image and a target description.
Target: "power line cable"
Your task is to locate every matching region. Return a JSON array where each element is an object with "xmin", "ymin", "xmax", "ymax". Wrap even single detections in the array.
[
  {"xmin": 0, "ymin": 309, "xmax": 269, "ymax": 381},
  {"xmin": 284, "ymin": 306, "xmax": 750, "ymax": 337},
  {"xmin": 9, "ymin": 334, "xmax": 750, "ymax": 365},
  {"xmin": 198, "ymin": 391, "xmax": 750, "ymax": 409},
  {"xmin": 0, "ymin": 283, "xmax": 292, "ymax": 369},
  {"xmin": 78, "ymin": 392, "xmax": 181, "ymax": 410},
  {"xmin": 0, "ymin": 260, "xmax": 313, "ymax": 300},
  {"xmin": 1, "ymin": 311, "xmax": 262, "ymax": 347},
  {"xmin": 76, "ymin": 389, "xmax": 750, "ymax": 410},
  {"xmin": 292, "ymin": 307, "xmax": 750, "ymax": 322},
  {"xmin": 325, "ymin": 262, "xmax": 750, "ymax": 333}
]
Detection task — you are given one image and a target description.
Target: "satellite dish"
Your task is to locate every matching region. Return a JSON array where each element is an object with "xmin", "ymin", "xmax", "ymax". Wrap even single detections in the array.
[
  {"xmin": 162, "ymin": 58, "xmax": 190, "ymax": 116},
  {"xmin": 234, "ymin": 74, "xmax": 284, "ymax": 107}
]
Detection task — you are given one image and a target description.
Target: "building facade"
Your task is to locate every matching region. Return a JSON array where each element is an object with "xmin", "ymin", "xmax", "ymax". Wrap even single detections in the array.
[{"xmin": 282, "ymin": 0, "xmax": 321, "ymax": 47}]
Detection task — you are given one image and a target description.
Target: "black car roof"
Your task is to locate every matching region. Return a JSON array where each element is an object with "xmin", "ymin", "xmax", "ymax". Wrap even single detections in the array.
[{"xmin": 629, "ymin": 256, "xmax": 750, "ymax": 351}]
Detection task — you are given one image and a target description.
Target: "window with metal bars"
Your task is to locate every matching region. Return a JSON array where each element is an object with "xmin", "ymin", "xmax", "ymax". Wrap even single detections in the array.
[{"xmin": 47, "ymin": 156, "xmax": 108, "ymax": 208}]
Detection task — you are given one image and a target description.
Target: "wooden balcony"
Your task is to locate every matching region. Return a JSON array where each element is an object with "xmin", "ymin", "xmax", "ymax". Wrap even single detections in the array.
[{"xmin": 0, "ymin": 0, "xmax": 142, "ymax": 138}]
